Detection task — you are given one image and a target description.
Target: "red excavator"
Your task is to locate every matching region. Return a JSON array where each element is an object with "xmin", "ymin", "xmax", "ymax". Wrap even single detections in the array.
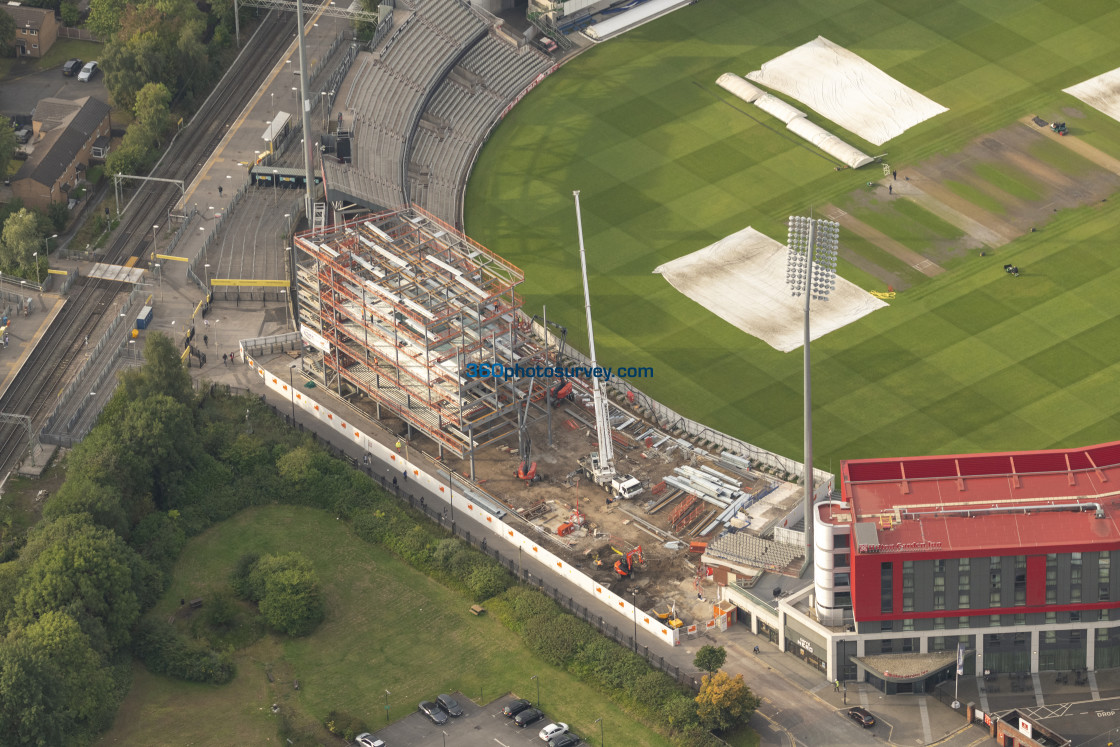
[
  {"xmin": 614, "ymin": 545, "xmax": 644, "ymax": 579},
  {"xmin": 517, "ymin": 461, "xmax": 541, "ymax": 484}
]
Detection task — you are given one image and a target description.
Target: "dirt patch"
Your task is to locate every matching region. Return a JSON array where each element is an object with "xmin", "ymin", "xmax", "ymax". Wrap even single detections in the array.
[
  {"xmin": 1062, "ymin": 106, "xmax": 1086, "ymax": 120},
  {"xmin": 1023, "ymin": 115, "xmax": 1120, "ymax": 177},
  {"xmin": 904, "ymin": 122, "xmax": 1120, "ymax": 246},
  {"xmin": 368, "ymin": 389, "xmax": 797, "ymax": 624}
]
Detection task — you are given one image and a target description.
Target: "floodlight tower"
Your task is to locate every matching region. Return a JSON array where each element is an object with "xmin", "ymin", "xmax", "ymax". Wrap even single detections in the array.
[
  {"xmin": 574, "ymin": 190, "xmax": 615, "ymax": 484},
  {"xmin": 786, "ymin": 215, "xmax": 839, "ymax": 569}
]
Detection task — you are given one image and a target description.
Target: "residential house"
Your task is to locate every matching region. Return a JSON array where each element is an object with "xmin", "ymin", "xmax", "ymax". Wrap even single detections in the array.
[
  {"xmin": 2, "ymin": 4, "xmax": 59, "ymax": 59},
  {"xmin": 11, "ymin": 96, "xmax": 111, "ymax": 210}
]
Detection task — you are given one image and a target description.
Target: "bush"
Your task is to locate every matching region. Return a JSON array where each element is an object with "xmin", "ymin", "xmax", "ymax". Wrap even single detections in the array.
[
  {"xmin": 132, "ymin": 619, "xmax": 234, "ymax": 683},
  {"xmin": 324, "ymin": 710, "xmax": 368, "ymax": 742},
  {"xmin": 466, "ymin": 563, "xmax": 512, "ymax": 601},
  {"xmin": 230, "ymin": 552, "xmax": 259, "ymax": 599},
  {"xmin": 245, "ymin": 552, "xmax": 325, "ymax": 636}
]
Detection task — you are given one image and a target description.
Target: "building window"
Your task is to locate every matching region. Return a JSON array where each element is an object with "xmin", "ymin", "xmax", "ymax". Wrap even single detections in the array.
[
  {"xmin": 933, "ymin": 593, "xmax": 945, "ymax": 610},
  {"xmin": 1102, "ymin": 584, "xmax": 1110, "ymax": 602},
  {"xmin": 881, "ymin": 621, "xmax": 893, "ymax": 632},
  {"xmin": 902, "ymin": 619, "xmax": 914, "ymax": 632},
  {"xmin": 30, "ymin": 29, "xmax": 37, "ymax": 35},
  {"xmin": 958, "ymin": 592, "xmax": 970, "ymax": 609},
  {"xmin": 934, "ymin": 559, "xmax": 946, "ymax": 573},
  {"xmin": 1071, "ymin": 586, "xmax": 1081, "ymax": 603},
  {"xmin": 1070, "ymin": 611, "xmax": 1081, "ymax": 623},
  {"xmin": 989, "ymin": 615, "xmax": 1000, "ymax": 627},
  {"xmin": 934, "ymin": 576, "xmax": 946, "ymax": 591},
  {"xmin": 991, "ymin": 590, "xmax": 1001, "ymax": 606},
  {"xmin": 1046, "ymin": 611, "xmax": 1056, "ymax": 624},
  {"xmin": 1014, "ymin": 614, "xmax": 1026, "ymax": 625},
  {"xmin": 933, "ymin": 617, "xmax": 945, "ymax": 630},
  {"xmin": 903, "ymin": 594, "xmax": 914, "ymax": 612},
  {"xmin": 881, "ymin": 562, "xmax": 893, "ymax": 615},
  {"xmin": 31, "ymin": 44, "xmax": 37, "ymax": 49}
]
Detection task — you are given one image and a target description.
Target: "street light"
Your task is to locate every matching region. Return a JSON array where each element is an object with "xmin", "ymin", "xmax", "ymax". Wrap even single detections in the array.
[
  {"xmin": 270, "ymin": 90, "xmax": 275, "ymax": 111},
  {"xmin": 631, "ymin": 589, "xmax": 639, "ymax": 653},
  {"xmin": 32, "ymin": 251, "xmax": 39, "ymax": 285},
  {"xmin": 786, "ymin": 215, "xmax": 838, "ymax": 568},
  {"xmin": 152, "ymin": 224, "xmax": 159, "ymax": 248},
  {"xmin": 44, "ymin": 233, "xmax": 58, "ymax": 255},
  {"xmin": 320, "ymin": 91, "xmax": 328, "ymax": 130},
  {"xmin": 531, "ymin": 674, "xmax": 539, "ymax": 706},
  {"xmin": 154, "ymin": 263, "xmax": 163, "ymax": 301},
  {"xmin": 384, "ymin": 690, "xmax": 390, "ymax": 724},
  {"xmin": 594, "ymin": 717, "xmax": 603, "ymax": 746},
  {"xmin": 289, "ymin": 362, "xmax": 298, "ymax": 421}
]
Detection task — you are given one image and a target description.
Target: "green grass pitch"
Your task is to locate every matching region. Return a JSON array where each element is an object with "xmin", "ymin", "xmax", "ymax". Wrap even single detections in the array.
[{"xmin": 464, "ymin": 0, "xmax": 1120, "ymax": 469}]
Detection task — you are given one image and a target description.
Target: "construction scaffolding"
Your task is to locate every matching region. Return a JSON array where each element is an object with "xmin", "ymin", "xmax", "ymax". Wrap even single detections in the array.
[{"xmin": 293, "ymin": 205, "xmax": 561, "ymax": 464}]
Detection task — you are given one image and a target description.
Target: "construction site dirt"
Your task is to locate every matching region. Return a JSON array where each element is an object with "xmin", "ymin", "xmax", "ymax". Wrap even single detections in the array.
[{"xmin": 357, "ymin": 385, "xmax": 805, "ymax": 632}]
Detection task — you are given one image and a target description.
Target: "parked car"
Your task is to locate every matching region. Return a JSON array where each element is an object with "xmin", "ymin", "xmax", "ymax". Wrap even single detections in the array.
[
  {"xmin": 62, "ymin": 58, "xmax": 82, "ymax": 76},
  {"xmin": 418, "ymin": 701, "xmax": 448, "ymax": 725},
  {"xmin": 514, "ymin": 707, "xmax": 544, "ymax": 727},
  {"xmin": 539, "ymin": 722, "xmax": 568, "ymax": 741},
  {"xmin": 847, "ymin": 707, "xmax": 875, "ymax": 727},
  {"xmin": 538, "ymin": 36, "xmax": 558, "ymax": 53},
  {"xmin": 13, "ymin": 128, "xmax": 31, "ymax": 144},
  {"xmin": 502, "ymin": 698, "xmax": 532, "ymax": 717},
  {"xmin": 355, "ymin": 734, "xmax": 385, "ymax": 747},
  {"xmin": 549, "ymin": 734, "xmax": 581, "ymax": 747},
  {"xmin": 436, "ymin": 693, "xmax": 462, "ymax": 717},
  {"xmin": 77, "ymin": 61, "xmax": 99, "ymax": 82}
]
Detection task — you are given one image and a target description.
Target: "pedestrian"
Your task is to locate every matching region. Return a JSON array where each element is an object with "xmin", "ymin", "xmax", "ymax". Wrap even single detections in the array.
[
  {"xmin": 223, "ymin": 353, "xmax": 228, "ymax": 365},
  {"xmin": 203, "ymin": 334, "xmax": 208, "ymax": 346},
  {"xmin": 218, "ymin": 185, "xmax": 223, "ymax": 197},
  {"xmin": 338, "ymin": 111, "xmax": 343, "ymax": 127},
  {"xmin": 892, "ymin": 170, "xmax": 897, "ymax": 180},
  {"xmin": 888, "ymin": 184, "xmax": 892, "ymax": 195},
  {"xmin": 834, "ymin": 679, "xmax": 840, "ymax": 692},
  {"xmin": 84, "ymin": 334, "xmax": 89, "ymax": 347},
  {"xmin": 204, "ymin": 318, "xmax": 210, "ymax": 328}
]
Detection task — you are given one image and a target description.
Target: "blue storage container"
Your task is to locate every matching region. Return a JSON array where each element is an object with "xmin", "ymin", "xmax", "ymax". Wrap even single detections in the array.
[{"xmin": 136, "ymin": 306, "xmax": 153, "ymax": 330}]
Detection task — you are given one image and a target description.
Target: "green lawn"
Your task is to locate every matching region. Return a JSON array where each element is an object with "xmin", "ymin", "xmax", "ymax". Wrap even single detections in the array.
[
  {"xmin": 464, "ymin": 0, "xmax": 1120, "ymax": 468},
  {"xmin": 98, "ymin": 506, "xmax": 671, "ymax": 747}
]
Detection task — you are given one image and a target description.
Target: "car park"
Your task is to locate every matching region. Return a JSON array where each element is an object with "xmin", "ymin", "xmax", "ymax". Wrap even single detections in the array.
[
  {"xmin": 549, "ymin": 734, "xmax": 581, "ymax": 747},
  {"xmin": 847, "ymin": 707, "xmax": 875, "ymax": 727},
  {"xmin": 77, "ymin": 61, "xmax": 99, "ymax": 82},
  {"xmin": 539, "ymin": 722, "xmax": 568, "ymax": 741},
  {"xmin": 62, "ymin": 58, "xmax": 82, "ymax": 76},
  {"xmin": 436, "ymin": 693, "xmax": 462, "ymax": 717},
  {"xmin": 355, "ymin": 733, "xmax": 385, "ymax": 747},
  {"xmin": 502, "ymin": 698, "xmax": 532, "ymax": 717},
  {"xmin": 418, "ymin": 701, "xmax": 448, "ymax": 725},
  {"xmin": 514, "ymin": 707, "xmax": 544, "ymax": 727}
]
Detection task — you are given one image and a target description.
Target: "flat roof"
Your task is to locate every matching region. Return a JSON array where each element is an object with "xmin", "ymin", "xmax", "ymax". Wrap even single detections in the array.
[{"xmin": 840, "ymin": 440, "xmax": 1120, "ymax": 556}]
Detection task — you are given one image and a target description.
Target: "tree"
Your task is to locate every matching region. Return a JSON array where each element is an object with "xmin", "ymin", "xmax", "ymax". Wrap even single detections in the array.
[
  {"xmin": 0, "ymin": 116, "xmax": 15, "ymax": 181},
  {"xmin": 0, "ymin": 611, "xmax": 114, "ymax": 745},
  {"xmin": 59, "ymin": 0, "xmax": 80, "ymax": 26},
  {"xmin": 8, "ymin": 515, "xmax": 142, "ymax": 654},
  {"xmin": 247, "ymin": 552, "xmax": 324, "ymax": 636},
  {"xmin": 117, "ymin": 332, "xmax": 193, "ymax": 405},
  {"xmin": 0, "ymin": 209, "xmax": 41, "ymax": 275},
  {"xmin": 133, "ymin": 82, "xmax": 172, "ymax": 146},
  {"xmin": 0, "ymin": 10, "xmax": 14, "ymax": 57},
  {"xmin": 693, "ymin": 644, "xmax": 726, "ymax": 676},
  {"xmin": 87, "ymin": 0, "xmax": 129, "ymax": 39},
  {"xmin": 42, "ymin": 477, "xmax": 129, "ymax": 537},
  {"xmin": 695, "ymin": 671, "xmax": 760, "ymax": 733}
]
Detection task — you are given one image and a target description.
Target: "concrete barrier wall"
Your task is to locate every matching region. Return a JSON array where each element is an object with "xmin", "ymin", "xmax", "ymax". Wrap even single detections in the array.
[{"xmin": 246, "ymin": 356, "xmax": 681, "ymax": 647}]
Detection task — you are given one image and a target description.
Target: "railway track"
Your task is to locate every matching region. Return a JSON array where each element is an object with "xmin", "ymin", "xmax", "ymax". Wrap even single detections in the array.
[{"xmin": 0, "ymin": 9, "xmax": 297, "ymax": 472}]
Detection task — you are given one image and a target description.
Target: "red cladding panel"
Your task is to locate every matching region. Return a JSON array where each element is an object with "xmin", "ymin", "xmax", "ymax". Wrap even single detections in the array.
[{"xmin": 1026, "ymin": 555, "xmax": 1046, "ymax": 607}]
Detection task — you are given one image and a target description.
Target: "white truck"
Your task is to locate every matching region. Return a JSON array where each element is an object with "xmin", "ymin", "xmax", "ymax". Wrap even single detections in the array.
[{"xmin": 610, "ymin": 474, "xmax": 643, "ymax": 500}]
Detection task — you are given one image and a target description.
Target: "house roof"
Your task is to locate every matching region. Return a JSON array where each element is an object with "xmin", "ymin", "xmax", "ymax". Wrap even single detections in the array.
[
  {"xmin": 16, "ymin": 96, "xmax": 110, "ymax": 188},
  {"xmin": 1, "ymin": 4, "xmax": 53, "ymax": 30},
  {"xmin": 840, "ymin": 440, "xmax": 1120, "ymax": 557}
]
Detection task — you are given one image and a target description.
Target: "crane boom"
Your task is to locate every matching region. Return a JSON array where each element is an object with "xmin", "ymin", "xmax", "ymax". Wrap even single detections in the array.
[{"xmin": 573, "ymin": 190, "xmax": 615, "ymax": 482}]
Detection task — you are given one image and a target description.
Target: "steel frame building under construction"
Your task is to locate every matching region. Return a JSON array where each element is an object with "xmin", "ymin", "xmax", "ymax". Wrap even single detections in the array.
[{"xmin": 293, "ymin": 206, "xmax": 562, "ymax": 465}]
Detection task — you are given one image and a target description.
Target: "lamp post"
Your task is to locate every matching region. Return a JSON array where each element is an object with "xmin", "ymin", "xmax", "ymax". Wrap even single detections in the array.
[
  {"xmin": 321, "ymin": 91, "xmax": 328, "ymax": 130},
  {"xmin": 45, "ymin": 233, "xmax": 58, "ymax": 255},
  {"xmin": 785, "ymin": 215, "xmax": 838, "ymax": 569},
  {"xmin": 631, "ymin": 589, "xmax": 639, "ymax": 653},
  {"xmin": 289, "ymin": 362, "xmax": 298, "ymax": 421},
  {"xmin": 151, "ymin": 224, "xmax": 159, "ymax": 249},
  {"xmin": 384, "ymin": 690, "xmax": 390, "ymax": 724},
  {"xmin": 204, "ymin": 263, "xmax": 211, "ymax": 287},
  {"xmin": 32, "ymin": 251, "xmax": 39, "ymax": 285},
  {"xmin": 531, "ymin": 674, "xmax": 539, "ymax": 707},
  {"xmin": 154, "ymin": 263, "xmax": 163, "ymax": 301},
  {"xmin": 594, "ymin": 717, "xmax": 603, "ymax": 746},
  {"xmin": 270, "ymin": 90, "xmax": 275, "ymax": 111}
]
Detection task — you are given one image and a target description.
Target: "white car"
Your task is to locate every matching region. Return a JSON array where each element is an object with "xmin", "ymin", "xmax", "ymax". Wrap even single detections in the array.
[
  {"xmin": 539, "ymin": 722, "xmax": 568, "ymax": 741},
  {"xmin": 77, "ymin": 61, "xmax": 99, "ymax": 82},
  {"xmin": 355, "ymin": 733, "xmax": 385, "ymax": 747}
]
